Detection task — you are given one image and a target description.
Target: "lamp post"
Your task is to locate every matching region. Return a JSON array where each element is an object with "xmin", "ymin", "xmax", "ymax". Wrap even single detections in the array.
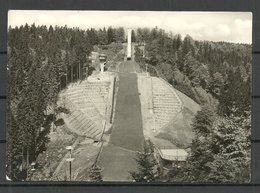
[
  {"xmin": 66, "ymin": 146, "xmax": 75, "ymax": 181},
  {"xmin": 143, "ymin": 42, "xmax": 146, "ymax": 57},
  {"xmin": 31, "ymin": 162, "xmax": 36, "ymax": 172},
  {"xmin": 172, "ymin": 150, "xmax": 180, "ymax": 168},
  {"xmin": 26, "ymin": 162, "xmax": 36, "ymax": 181},
  {"xmin": 145, "ymin": 63, "xmax": 148, "ymax": 76}
]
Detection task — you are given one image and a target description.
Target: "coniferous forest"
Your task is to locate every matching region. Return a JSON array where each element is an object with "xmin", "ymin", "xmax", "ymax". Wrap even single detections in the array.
[
  {"xmin": 7, "ymin": 24, "xmax": 251, "ymax": 182},
  {"xmin": 7, "ymin": 24, "xmax": 125, "ymax": 180},
  {"xmin": 134, "ymin": 27, "xmax": 251, "ymax": 182}
]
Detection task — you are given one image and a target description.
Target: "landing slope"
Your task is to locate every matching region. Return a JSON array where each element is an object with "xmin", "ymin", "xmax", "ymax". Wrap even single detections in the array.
[
  {"xmin": 99, "ymin": 61, "xmax": 144, "ymax": 181},
  {"xmin": 156, "ymin": 89, "xmax": 201, "ymax": 148},
  {"xmin": 109, "ymin": 61, "xmax": 144, "ymax": 150}
]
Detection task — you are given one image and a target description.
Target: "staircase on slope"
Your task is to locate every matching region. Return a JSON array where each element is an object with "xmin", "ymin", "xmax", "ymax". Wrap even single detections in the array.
[
  {"xmin": 59, "ymin": 81, "xmax": 110, "ymax": 139},
  {"xmin": 151, "ymin": 77, "xmax": 182, "ymax": 132},
  {"xmin": 79, "ymin": 81, "xmax": 110, "ymax": 117},
  {"xmin": 63, "ymin": 100, "xmax": 102, "ymax": 139}
]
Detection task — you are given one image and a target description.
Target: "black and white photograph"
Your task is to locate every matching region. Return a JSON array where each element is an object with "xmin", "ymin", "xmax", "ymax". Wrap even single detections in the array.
[{"xmin": 6, "ymin": 11, "xmax": 252, "ymax": 182}]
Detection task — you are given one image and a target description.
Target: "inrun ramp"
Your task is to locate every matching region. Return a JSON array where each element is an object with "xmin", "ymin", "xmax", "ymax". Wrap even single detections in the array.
[{"xmin": 99, "ymin": 61, "xmax": 144, "ymax": 181}]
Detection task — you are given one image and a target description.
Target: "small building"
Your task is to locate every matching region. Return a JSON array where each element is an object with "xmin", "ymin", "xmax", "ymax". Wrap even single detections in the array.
[
  {"xmin": 89, "ymin": 52, "xmax": 107, "ymax": 73},
  {"xmin": 155, "ymin": 148, "xmax": 188, "ymax": 170}
]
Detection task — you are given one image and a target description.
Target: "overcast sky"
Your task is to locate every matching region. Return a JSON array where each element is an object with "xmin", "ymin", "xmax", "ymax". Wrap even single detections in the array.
[{"xmin": 8, "ymin": 11, "xmax": 252, "ymax": 44}]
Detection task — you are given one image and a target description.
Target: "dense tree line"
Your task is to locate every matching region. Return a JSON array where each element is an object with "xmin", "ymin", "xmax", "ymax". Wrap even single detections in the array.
[
  {"xmin": 134, "ymin": 27, "xmax": 251, "ymax": 182},
  {"xmin": 135, "ymin": 27, "xmax": 251, "ymax": 115},
  {"xmin": 86, "ymin": 27, "xmax": 125, "ymax": 45},
  {"xmin": 7, "ymin": 24, "xmax": 125, "ymax": 180},
  {"xmin": 166, "ymin": 108, "xmax": 250, "ymax": 183}
]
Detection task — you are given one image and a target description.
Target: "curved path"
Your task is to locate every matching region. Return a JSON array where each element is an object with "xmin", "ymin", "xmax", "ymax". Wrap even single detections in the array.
[{"xmin": 98, "ymin": 61, "xmax": 144, "ymax": 181}]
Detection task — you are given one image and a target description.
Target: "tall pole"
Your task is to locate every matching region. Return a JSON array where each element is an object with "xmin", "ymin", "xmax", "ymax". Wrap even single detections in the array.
[
  {"xmin": 79, "ymin": 62, "xmax": 81, "ymax": 80},
  {"xmin": 66, "ymin": 146, "xmax": 74, "ymax": 181},
  {"xmin": 66, "ymin": 66, "xmax": 68, "ymax": 87},
  {"xmin": 69, "ymin": 161, "xmax": 72, "ymax": 181},
  {"xmin": 143, "ymin": 42, "xmax": 145, "ymax": 57},
  {"xmin": 52, "ymin": 102, "xmax": 55, "ymax": 131},
  {"xmin": 69, "ymin": 149, "xmax": 72, "ymax": 181},
  {"xmin": 71, "ymin": 65, "xmax": 73, "ymax": 83},
  {"xmin": 26, "ymin": 146, "xmax": 29, "ymax": 179},
  {"xmin": 78, "ymin": 62, "xmax": 80, "ymax": 81}
]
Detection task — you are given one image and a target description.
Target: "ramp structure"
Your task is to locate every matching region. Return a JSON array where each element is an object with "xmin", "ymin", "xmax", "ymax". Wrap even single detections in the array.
[{"xmin": 127, "ymin": 29, "xmax": 132, "ymax": 60}]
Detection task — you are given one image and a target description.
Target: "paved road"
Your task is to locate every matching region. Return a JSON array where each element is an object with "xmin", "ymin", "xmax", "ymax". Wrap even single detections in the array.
[{"xmin": 98, "ymin": 61, "xmax": 144, "ymax": 181}]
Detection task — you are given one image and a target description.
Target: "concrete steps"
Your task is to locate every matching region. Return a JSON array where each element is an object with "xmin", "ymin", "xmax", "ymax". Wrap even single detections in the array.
[
  {"xmin": 79, "ymin": 81, "xmax": 110, "ymax": 117},
  {"xmin": 151, "ymin": 77, "xmax": 182, "ymax": 131},
  {"xmin": 63, "ymin": 108, "xmax": 102, "ymax": 139},
  {"xmin": 59, "ymin": 79, "xmax": 111, "ymax": 139}
]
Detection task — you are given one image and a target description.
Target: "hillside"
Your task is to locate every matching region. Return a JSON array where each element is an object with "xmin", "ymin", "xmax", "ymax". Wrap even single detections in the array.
[{"xmin": 134, "ymin": 27, "xmax": 251, "ymax": 183}]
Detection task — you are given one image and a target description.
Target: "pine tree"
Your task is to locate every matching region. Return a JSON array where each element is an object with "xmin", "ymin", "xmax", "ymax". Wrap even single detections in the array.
[
  {"xmin": 131, "ymin": 30, "xmax": 136, "ymax": 42},
  {"xmin": 206, "ymin": 109, "xmax": 251, "ymax": 182},
  {"xmin": 130, "ymin": 145, "xmax": 158, "ymax": 182},
  {"xmin": 107, "ymin": 27, "xmax": 114, "ymax": 44},
  {"xmin": 89, "ymin": 165, "xmax": 103, "ymax": 182},
  {"xmin": 191, "ymin": 104, "xmax": 216, "ymax": 135},
  {"xmin": 114, "ymin": 27, "xmax": 125, "ymax": 42}
]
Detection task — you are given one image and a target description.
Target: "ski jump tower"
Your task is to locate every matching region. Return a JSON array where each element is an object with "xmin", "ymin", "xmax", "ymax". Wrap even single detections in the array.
[{"xmin": 127, "ymin": 29, "xmax": 132, "ymax": 60}]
